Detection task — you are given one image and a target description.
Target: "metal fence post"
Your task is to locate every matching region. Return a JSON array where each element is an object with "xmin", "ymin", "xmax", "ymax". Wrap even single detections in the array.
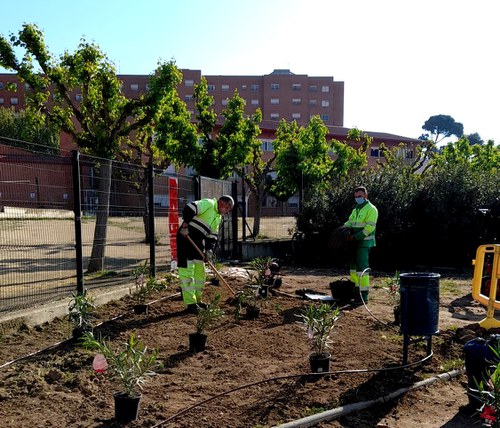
[
  {"xmin": 148, "ymin": 164, "xmax": 156, "ymax": 277},
  {"xmin": 72, "ymin": 150, "xmax": 84, "ymax": 293},
  {"xmin": 231, "ymin": 180, "xmax": 239, "ymax": 259}
]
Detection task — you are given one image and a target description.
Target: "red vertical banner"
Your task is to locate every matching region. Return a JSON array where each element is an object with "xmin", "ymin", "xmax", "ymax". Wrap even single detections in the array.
[{"xmin": 168, "ymin": 177, "xmax": 179, "ymax": 267}]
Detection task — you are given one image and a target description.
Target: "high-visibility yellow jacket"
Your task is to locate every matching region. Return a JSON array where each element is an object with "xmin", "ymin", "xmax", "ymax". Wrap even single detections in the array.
[
  {"xmin": 182, "ymin": 198, "xmax": 222, "ymax": 251},
  {"xmin": 344, "ymin": 200, "xmax": 378, "ymax": 248}
]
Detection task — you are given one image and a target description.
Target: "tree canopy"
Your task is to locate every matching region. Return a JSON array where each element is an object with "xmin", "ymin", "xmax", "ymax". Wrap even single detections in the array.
[
  {"xmin": 421, "ymin": 114, "xmax": 464, "ymax": 143},
  {"xmin": 0, "ymin": 23, "xmax": 193, "ymax": 272},
  {"xmin": 0, "ymin": 107, "xmax": 59, "ymax": 152}
]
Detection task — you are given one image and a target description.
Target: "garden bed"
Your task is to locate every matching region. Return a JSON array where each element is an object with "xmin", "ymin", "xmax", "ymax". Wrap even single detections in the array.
[{"xmin": 0, "ymin": 266, "xmax": 487, "ymax": 427}]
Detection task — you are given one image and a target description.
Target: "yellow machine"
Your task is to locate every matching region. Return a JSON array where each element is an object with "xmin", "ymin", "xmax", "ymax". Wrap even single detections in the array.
[{"xmin": 471, "ymin": 244, "xmax": 500, "ymax": 329}]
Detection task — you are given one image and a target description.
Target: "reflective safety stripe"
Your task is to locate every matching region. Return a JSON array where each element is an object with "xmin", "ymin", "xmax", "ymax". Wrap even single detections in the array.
[{"xmin": 357, "ymin": 271, "xmax": 370, "ymax": 290}]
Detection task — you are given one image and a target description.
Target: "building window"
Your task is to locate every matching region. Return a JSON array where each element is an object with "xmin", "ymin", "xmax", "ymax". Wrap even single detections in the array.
[
  {"xmin": 29, "ymin": 192, "xmax": 36, "ymax": 199},
  {"xmin": 251, "ymin": 84, "xmax": 260, "ymax": 91},
  {"xmin": 75, "ymin": 94, "xmax": 83, "ymax": 102},
  {"xmin": 0, "ymin": 98, "xmax": 4, "ymax": 105},
  {"xmin": 321, "ymin": 114, "xmax": 329, "ymax": 121},
  {"xmin": 221, "ymin": 84, "xmax": 229, "ymax": 91},
  {"xmin": 130, "ymin": 83, "xmax": 139, "ymax": 91},
  {"xmin": 221, "ymin": 99, "xmax": 228, "ymax": 106},
  {"xmin": 63, "ymin": 193, "xmax": 69, "ymax": 200},
  {"xmin": 309, "ymin": 85, "xmax": 317, "ymax": 92},
  {"xmin": 185, "ymin": 79, "xmax": 194, "ymax": 87},
  {"xmin": 288, "ymin": 196, "xmax": 299, "ymax": 208},
  {"xmin": 292, "ymin": 113, "xmax": 301, "ymax": 119},
  {"xmin": 406, "ymin": 150, "xmax": 414, "ymax": 159},
  {"xmin": 370, "ymin": 148, "xmax": 382, "ymax": 158},
  {"xmin": 251, "ymin": 99, "xmax": 259, "ymax": 106},
  {"xmin": 292, "ymin": 83, "xmax": 301, "ymax": 91},
  {"xmin": 321, "ymin": 85, "xmax": 330, "ymax": 93},
  {"xmin": 207, "ymin": 84, "xmax": 216, "ymax": 92},
  {"xmin": 309, "ymin": 99, "xmax": 317, "ymax": 106},
  {"xmin": 321, "ymin": 100, "xmax": 330, "ymax": 107},
  {"xmin": 270, "ymin": 113, "xmax": 279, "ymax": 120},
  {"xmin": 185, "ymin": 95, "xmax": 194, "ymax": 101},
  {"xmin": 0, "ymin": 82, "xmax": 3, "ymax": 89},
  {"xmin": 145, "ymin": 84, "xmax": 150, "ymax": 91},
  {"xmin": 261, "ymin": 140, "xmax": 274, "ymax": 152},
  {"xmin": 10, "ymin": 97, "xmax": 18, "ymax": 105},
  {"xmin": 292, "ymin": 98, "xmax": 301, "ymax": 105},
  {"xmin": 262, "ymin": 195, "xmax": 279, "ymax": 208},
  {"xmin": 271, "ymin": 83, "xmax": 279, "ymax": 91},
  {"xmin": 270, "ymin": 98, "xmax": 279, "ymax": 105},
  {"xmin": 241, "ymin": 84, "xmax": 247, "ymax": 90}
]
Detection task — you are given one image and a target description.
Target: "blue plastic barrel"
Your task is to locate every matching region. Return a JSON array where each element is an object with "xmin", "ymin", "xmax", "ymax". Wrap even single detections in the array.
[
  {"xmin": 463, "ymin": 335, "xmax": 500, "ymax": 406},
  {"xmin": 400, "ymin": 272, "xmax": 440, "ymax": 336}
]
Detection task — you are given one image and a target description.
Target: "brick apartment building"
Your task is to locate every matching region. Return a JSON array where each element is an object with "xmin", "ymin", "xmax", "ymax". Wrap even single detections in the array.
[{"xmin": 0, "ymin": 69, "xmax": 419, "ymax": 215}]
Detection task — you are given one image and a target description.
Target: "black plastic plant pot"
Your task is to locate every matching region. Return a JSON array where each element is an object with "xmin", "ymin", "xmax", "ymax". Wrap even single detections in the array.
[
  {"xmin": 72, "ymin": 326, "xmax": 93, "ymax": 342},
  {"xmin": 133, "ymin": 304, "xmax": 149, "ymax": 315},
  {"xmin": 210, "ymin": 277, "xmax": 220, "ymax": 286},
  {"xmin": 259, "ymin": 285, "xmax": 269, "ymax": 298},
  {"xmin": 113, "ymin": 391, "xmax": 141, "ymax": 422},
  {"xmin": 189, "ymin": 332, "xmax": 207, "ymax": 353},
  {"xmin": 309, "ymin": 352, "xmax": 331, "ymax": 373},
  {"xmin": 273, "ymin": 277, "xmax": 282, "ymax": 288},
  {"xmin": 393, "ymin": 305, "xmax": 401, "ymax": 326},
  {"xmin": 246, "ymin": 306, "xmax": 261, "ymax": 320}
]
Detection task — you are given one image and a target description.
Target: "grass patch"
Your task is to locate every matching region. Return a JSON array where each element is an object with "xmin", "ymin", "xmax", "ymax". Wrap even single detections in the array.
[{"xmin": 440, "ymin": 358, "xmax": 464, "ymax": 372}]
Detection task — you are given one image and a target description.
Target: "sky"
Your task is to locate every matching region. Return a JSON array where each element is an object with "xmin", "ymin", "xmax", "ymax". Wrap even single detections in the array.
[{"xmin": 1, "ymin": 0, "xmax": 499, "ymax": 143}]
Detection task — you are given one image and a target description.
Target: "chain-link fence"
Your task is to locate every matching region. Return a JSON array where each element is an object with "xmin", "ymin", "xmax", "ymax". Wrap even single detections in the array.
[{"xmin": 0, "ymin": 142, "xmax": 236, "ymax": 313}]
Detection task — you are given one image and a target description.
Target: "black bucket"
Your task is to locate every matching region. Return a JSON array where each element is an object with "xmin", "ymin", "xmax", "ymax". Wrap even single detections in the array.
[
  {"xmin": 400, "ymin": 272, "xmax": 440, "ymax": 336},
  {"xmin": 329, "ymin": 278, "xmax": 355, "ymax": 302}
]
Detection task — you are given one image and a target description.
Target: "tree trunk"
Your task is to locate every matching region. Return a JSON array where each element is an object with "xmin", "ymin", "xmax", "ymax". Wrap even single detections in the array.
[
  {"xmin": 252, "ymin": 189, "xmax": 264, "ymax": 237},
  {"xmin": 87, "ymin": 159, "xmax": 112, "ymax": 273}
]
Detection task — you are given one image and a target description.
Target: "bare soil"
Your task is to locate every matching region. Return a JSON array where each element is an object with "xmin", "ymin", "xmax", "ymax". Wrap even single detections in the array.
[{"xmin": 0, "ymin": 266, "xmax": 491, "ymax": 427}]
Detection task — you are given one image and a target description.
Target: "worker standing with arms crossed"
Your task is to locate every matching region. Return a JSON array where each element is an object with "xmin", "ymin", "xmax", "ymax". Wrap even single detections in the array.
[
  {"xmin": 344, "ymin": 186, "xmax": 378, "ymax": 304},
  {"xmin": 177, "ymin": 195, "xmax": 234, "ymax": 313}
]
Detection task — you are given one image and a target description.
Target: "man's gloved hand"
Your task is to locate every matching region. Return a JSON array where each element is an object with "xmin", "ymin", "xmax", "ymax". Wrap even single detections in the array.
[
  {"xmin": 204, "ymin": 250, "xmax": 215, "ymax": 263},
  {"xmin": 179, "ymin": 224, "xmax": 189, "ymax": 237}
]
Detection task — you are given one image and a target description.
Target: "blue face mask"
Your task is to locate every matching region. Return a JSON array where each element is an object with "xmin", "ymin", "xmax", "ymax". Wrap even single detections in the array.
[{"xmin": 355, "ymin": 197, "xmax": 365, "ymax": 205}]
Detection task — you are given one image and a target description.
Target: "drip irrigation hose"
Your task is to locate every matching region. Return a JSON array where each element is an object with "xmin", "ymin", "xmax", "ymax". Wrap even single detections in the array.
[
  {"xmin": 0, "ymin": 291, "xmax": 181, "ymax": 370},
  {"xmin": 356, "ymin": 268, "xmax": 400, "ymax": 331},
  {"xmin": 149, "ymin": 351, "xmax": 436, "ymax": 428}
]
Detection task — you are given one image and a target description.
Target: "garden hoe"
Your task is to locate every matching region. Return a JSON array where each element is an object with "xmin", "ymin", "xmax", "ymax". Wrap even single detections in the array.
[{"xmin": 185, "ymin": 235, "xmax": 237, "ymax": 297}]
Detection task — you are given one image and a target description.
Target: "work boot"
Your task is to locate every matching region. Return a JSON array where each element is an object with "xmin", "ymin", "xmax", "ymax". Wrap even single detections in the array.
[
  {"xmin": 185, "ymin": 304, "xmax": 198, "ymax": 314},
  {"xmin": 351, "ymin": 287, "xmax": 363, "ymax": 306}
]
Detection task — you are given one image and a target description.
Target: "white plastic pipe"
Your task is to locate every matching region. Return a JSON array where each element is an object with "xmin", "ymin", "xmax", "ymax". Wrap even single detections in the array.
[{"xmin": 272, "ymin": 369, "xmax": 465, "ymax": 428}]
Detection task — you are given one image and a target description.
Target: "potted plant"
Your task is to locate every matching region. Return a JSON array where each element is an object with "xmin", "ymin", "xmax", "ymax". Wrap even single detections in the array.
[
  {"xmin": 82, "ymin": 333, "xmax": 162, "ymax": 423},
  {"xmin": 235, "ymin": 285, "xmax": 267, "ymax": 320},
  {"xmin": 383, "ymin": 271, "xmax": 401, "ymax": 325},
  {"xmin": 67, "ymin": 290, "xmax": 95, "ymax": 341},
  {"xmin": 132, "ymin": 261, "xmax": 162, "ymax": 314},
  {"xmin": 247, "ymin": 256, "xmax": 273, "ymax": 297},
  {"xmin": 298, "ymin": 302, "xmax": 340, "ymax": 373},
  {"xmin": 190, "ymin": 293, "xmax": 225, "ymax": 352}
]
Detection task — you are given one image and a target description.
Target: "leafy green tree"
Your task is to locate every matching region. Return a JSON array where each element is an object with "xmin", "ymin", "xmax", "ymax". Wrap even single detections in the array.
[
  {"xmin": 421, "ymin": 114, "xmax": 464, "ymax": 143},
  {"xmin": 0, "ymin": 107, "xmax": 59, "ymax": 152},
  {"xmin": 466, "ymin": 132, "xmax": 484, "ymax": 146},
  {"xmin": 238, "ymin": 108, "xmax": 274, "ymax": 237},
  {"xmin": 271, "ymin": 120, "xmax": 367, "ymax": 207},
  {"xmin": 157, "ymin": 79, "xmax": 255, "ymax": 179},
  {"xmin": 0, "ymin": 24, "xmax": 190, "ymax": 272}
]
